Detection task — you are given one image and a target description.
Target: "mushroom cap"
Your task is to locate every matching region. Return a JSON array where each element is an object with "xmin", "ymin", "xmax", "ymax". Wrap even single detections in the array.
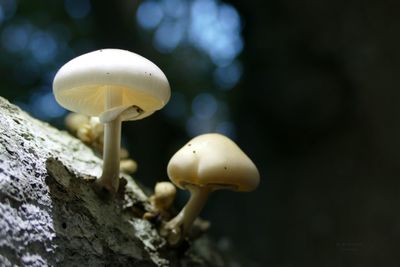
[
  {"xmin": 167, "ymin": 133, "xmax": 260, "ymax": 192},
  {"xmin": 53, "ymin": 49, "xmax": 170, "ymax": 120},
  {"xmin": 154, "ymin": 181, "xmax": 177, "ymax": 198}
]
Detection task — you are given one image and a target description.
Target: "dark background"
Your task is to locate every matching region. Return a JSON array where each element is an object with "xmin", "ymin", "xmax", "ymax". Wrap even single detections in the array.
[{"xmin": 1, "ymin": 0, "xmax": 400, "ymax": 266}]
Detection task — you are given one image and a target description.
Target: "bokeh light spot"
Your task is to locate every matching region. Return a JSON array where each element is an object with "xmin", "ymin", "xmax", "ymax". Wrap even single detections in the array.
[
  {"xmin": 136, "ymin": 0, "xmax": 243, "ymax": 65},
  {"xmin": 1, "ymin": 23, "xmax": 32, "ymax": 53},
  {"xmin": 153, "ymin": 21, "xmax": 184, "ymax": 53},
  {"xmin": 64, "ymin": 0, "xmax": 91, "ymax": 19},
  {"xmin": 186, "ymin": 115, "xmax": 213, "ymax": 137},
  {"xmin": 136, "ymin": 1, "xmax": 163, "ymax": 30},
  {"xmin": 219, "ymin": 3, "xmax": 240, "ymax": 32},
  {"xmin": 192, "ymin": 93, "xmax": 218, "ymax": 119},
  {"xmin": 161, "ymin": 0, "xmax": 187, "ymax": 18},
  {"xmin": 29, "ymin": 88, "xmax": 67, "ymax": 120},
  {"xmin": 188, "ymin": 0, "xmax": 242, "ymax": 66},
  {"xmin": 215, "ymin": 120, "xmax": 236, "ymax": 139},
  {"xmin": 29, "ymin": 31, "xmax": 58, "ymax": 64},
  {"xmin": 214, "ymin": 61, "xmax": 243, "ymax": 90}
]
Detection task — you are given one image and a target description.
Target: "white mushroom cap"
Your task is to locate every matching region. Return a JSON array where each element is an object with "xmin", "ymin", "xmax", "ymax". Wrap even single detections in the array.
[
  {"xmin": 167, "ymin": 133, "xmax": 260, "ymax": 192},
  {"xmin": 53, "ymin": 49, "xmax": 170, "ymax": 120}
]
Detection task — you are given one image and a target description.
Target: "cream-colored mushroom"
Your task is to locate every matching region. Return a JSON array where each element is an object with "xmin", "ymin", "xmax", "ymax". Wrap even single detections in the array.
[
  {"xmin": 151, "ymin": 181, "xmax": 177, "ymax": 212},
  {"xmin": 161, "ymin": 133, "xmax": 260, "ymax": 245},
  {"xmin": 65, "ymin": 113, "xmax": 90, "ymax": 134},
  {"xmin": 53, "ymin": 49, "xmax": 170, "ymax": 195},
  {"xmin": 144, "ymin": 181, "xmax": 176, "ymax": 221}
]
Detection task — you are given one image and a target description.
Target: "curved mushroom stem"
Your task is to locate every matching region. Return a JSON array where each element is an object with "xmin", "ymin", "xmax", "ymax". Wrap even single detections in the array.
[
  {"xmin": 95, "ymin": 88, "xmax": 122, "ymax": 194},
  {"xmin": 162, "ymin": 185, "xmax": 211, "ymax": 245}
]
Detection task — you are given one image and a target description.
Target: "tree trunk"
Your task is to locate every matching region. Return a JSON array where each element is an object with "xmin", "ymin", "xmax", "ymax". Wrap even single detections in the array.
[{"xmin": 0, "ymin": 97, "xmax": 236, "ymax": 267}]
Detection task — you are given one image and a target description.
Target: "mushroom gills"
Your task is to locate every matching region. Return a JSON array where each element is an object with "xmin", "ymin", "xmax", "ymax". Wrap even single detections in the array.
[{"xmin": 99, "ymin": 105, "xmax": 144, "ymax": 123}]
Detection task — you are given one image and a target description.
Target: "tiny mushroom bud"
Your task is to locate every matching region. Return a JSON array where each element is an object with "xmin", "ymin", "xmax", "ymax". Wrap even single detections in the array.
[
  {"xmin": 151, "ymin": 181, "xmax": 177, "ymax": 212},
  {"xmin": 120, "ymin": 159, "xmax": 138, "ymax": 174},
  {"xmin": 162, "ymin": 133, "xmax": 260, "ymax": 245},
  {"xmin": 53, "ymin": 49, "xmax": 170, "ymax": 195},
  {"xmin": 119, "ymin": 148, "xmax": 130, "ymax": 159},
  {"xmin": 65, "ymin": 113, "xmax": 90, "ymax": 134},
  {"xmin": 76, "ymin": 116, "xmax": 104, "ymax": 153},
  {"xmin": 144, "ymin": 181, "xmax": 177, "ymax": 221}
]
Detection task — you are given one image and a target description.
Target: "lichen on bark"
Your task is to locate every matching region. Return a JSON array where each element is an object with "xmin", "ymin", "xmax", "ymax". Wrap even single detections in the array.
[{"xmin": 0, "ymin": 97, "xmax": 236, "ymax": 267}]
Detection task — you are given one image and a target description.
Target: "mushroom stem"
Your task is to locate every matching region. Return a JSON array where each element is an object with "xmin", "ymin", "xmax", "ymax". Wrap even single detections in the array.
[
  {"xmin": 96, "ymin": 88, "xmax": 122, "ymax": 194},
  {"xmin": 163, "ymin": 185, "xmax": 211, "ymax": 244}
]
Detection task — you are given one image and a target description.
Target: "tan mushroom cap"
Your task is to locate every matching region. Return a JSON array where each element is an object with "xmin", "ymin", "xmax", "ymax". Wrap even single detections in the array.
[
  {"xmin": 53, "ymin": 49, "xmax": 171, "ymax": 120},
  {"xmin": 167, "ymin": 133, "xmax": 260, "ymax": 192},
  {"xmin": 152, "ymin": 181, "xmax": 177, "ymax": 210}
]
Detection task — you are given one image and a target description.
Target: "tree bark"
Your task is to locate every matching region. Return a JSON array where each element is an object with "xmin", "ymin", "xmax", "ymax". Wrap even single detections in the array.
[{"xmin": 0, "ymin": 97, "xmax": 236, "ymax": 267}]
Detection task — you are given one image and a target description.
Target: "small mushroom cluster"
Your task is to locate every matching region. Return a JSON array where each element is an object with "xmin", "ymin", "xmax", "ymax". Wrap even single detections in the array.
[
  {"xmin": 53, "ymin": 49, "xmax": 259, "ymax": 246},
  {"xmin": 65, "ymin": 112, "xmax": 137, "ymax": 174},
  {"xmin": 65, "ymin": 113, "xmax": 103, "ymax": 151}
]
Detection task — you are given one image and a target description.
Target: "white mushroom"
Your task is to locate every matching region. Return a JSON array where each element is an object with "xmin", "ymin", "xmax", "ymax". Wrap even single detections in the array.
[
  {"xmin": 53, "ymin": 49, "xmax": 170, "ymax": 194},
  {"xmin": 162, "ymin": 133, "xmax": 260, "ymax": 245}
]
